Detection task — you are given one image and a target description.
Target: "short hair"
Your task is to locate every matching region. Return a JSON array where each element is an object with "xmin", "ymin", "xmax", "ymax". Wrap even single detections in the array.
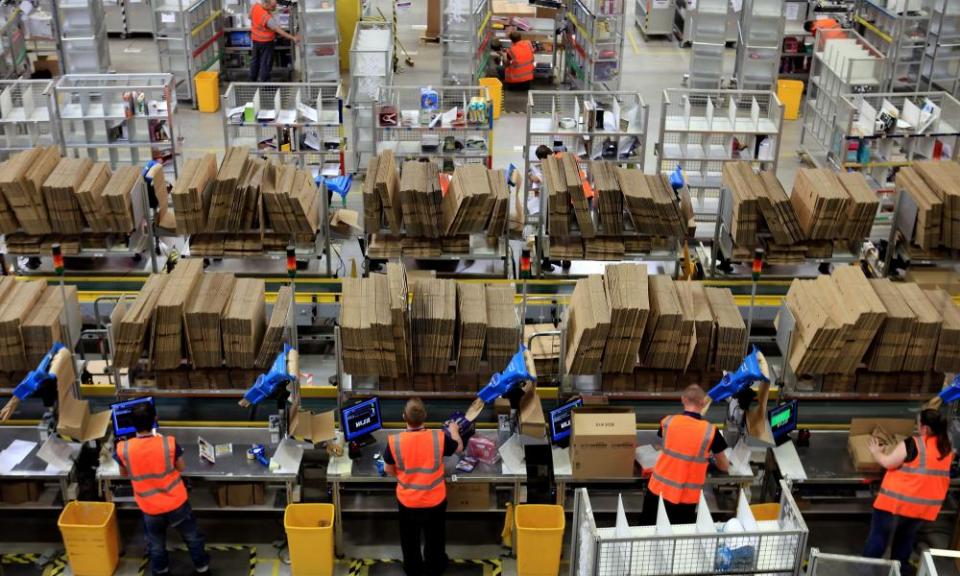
[
  {"xmin": 681, "ymin": 384, "xmax": 706, "ymax": 407},
  {"xmin": 535, "ymin": 145, "xmax": 552, "ymax": 160},
  {"xmin": 509, "ymin": 31, "xmax": 522, "ymax": 42},
  {"xmin": 131, "ymin": 402, "xmax": 157, "ymax": 433},
  {"xmin": 404, "ymin": 398, "xmax": 427, "ymax": 427},
  {"xmin": 803, "ymin": 20, "xmax": 814, "ymax": 32}
]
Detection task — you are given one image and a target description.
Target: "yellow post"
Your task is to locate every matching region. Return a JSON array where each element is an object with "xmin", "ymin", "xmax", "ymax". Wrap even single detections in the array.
[{"xmin": 338, "ymin": 0, "xmax": 362, "ymax": 71}]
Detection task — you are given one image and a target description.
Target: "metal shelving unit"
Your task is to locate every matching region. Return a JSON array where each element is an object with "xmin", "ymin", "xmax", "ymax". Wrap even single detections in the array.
[
  {"xmin": 674, "ymin": 0, "xmax": 737, "ymax": 46},
  {"xmin": 152, "ymin": 0, "xmax": 224, "ymax": 105},
  {"xmin": 657, "ymin": 88, "xmax": 784, "ymax": 220},
  {"xmin": 922, "ymin": 0, "xmax": 960, "ymax": 95},
  {"xmin": 854, "ymin": 0, "xmax": 931, "ymax": 92},
  {"xmin": 54, "ymin": 74, "xmax": 178, "ymax": 174},
  {"xmin": 0, "ymin": 79, "xmax": 57, "ymax": 159},
  {"xmin": 563, "ymin": 0, "xmax": 625, "ymax": 91},
  {"xmin": 800, "ymin": 28, "xmax": 886, "ymax": 154},
  {"xmin": 299, "ymin": 0, "xmax": 340, "ymax": 83},
  {"xmin": 222, "ymin": 82, "xmax": 344, "ymax": 175},
  {"xmin": 348, "ymin": 20, "xmax": 392, "ymax": 173},
  {"xmin": 0, "ymin": 9, "xmax": 29, "ymax": 79},
  {"xmin": 221, "ymin": 0, "xmax": 296, "ymax": 81},
  {"xmin": 56, "ymin": 0, "xmax": 110, "ymax": 73},
  {"xmin": 635, "ymin": 0, "xmax": 675, "ymax": 38},
  {"xmin": 779, "ymin": 1, "xmax": 812, "ymax": 83},
  {"xmin": 688, "ymin": 0, "xmax": 729, "ymax": 89},
  {"xmin": 735, "ymin": 0, "xmax": 786, "ymax": 90},
  {"xmin": 441, "ymin": 0, "xmax": 491, "ymax": 86}
]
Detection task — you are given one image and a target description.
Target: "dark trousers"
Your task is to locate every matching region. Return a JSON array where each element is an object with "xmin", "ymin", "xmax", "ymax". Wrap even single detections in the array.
[
  {"xmin": 398, "ymin": 499, "xmax": 448, "ymax": 576},
  {"xmin": 142, "ymin": 501, "xmax": 210, "ymax": 575},
  {"xmin": 250, "ymin": 41, "xmax": 275, "ymax": 82},
  {"xmin": 640, "ymin": 488, "xmax": 697, "ymax": 525},
  {"xmin": 863, "ymin": 509, "xmax": 924, "ymax": 576}
]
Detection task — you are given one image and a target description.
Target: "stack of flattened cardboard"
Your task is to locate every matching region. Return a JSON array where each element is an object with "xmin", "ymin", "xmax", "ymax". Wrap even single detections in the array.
[
  {"xmin": 114, "ymin": 274, "xmax": 168, "ymax": 369},
  {"xmin": 222, "ymin": 278, "xmax": 266, "ymax": 369},
  {"xmin": 601, "ymin": 263, "xmax": 649, "ymax": 373},
  {"xmin": 339, "ymin": 277, "xmax": 370, "ymax": 375},
  {"xmin": 722, "ymin": 162, "xmax": 759, "ymax": 247},
  {"xmin": 831, "ymin": 267, "xmax": 886, "ymax": 373},
  {"xmin": 172, "ymin": 154, "xmax": 217, "ymax": 235},
  {"xmin": 23, "ymin": 285, "xmax": 80, "ymax": 366},
  {"xmin": 376, "ymin": 150, "xmax": 402, "ymax": 233},
  {"xmin": 837, "ymin": 172, "xmax": 879, "ymax": 242},
  {"xmin": 705, "ymin": 287, "xmax": 746, "ymax": 371},
  {"xmin": 401, "ymin": 237, "xmax": 442, "ymax": 257},
  {"xmin": 865, "ymin": 278, "xmax": 915, "ymax": 373},
  {"xmin": 363, "ymin": 155, "xmax": 384, "ymax": 232},
  {"xmin": 75, "ymin": 163, "xmax": 112, "ymax": 233},
  {"xmin": 615, "ymin": 168, "xmax": 685, "ymax": 238},
  {"xmin": 686, "ymin": 282, "xmax": 714, "ymax": 371},
  {"xmin": 255, "ymin": 285, "xmax": 292, "ymax": 369},
  {"xmin": 185, "ymin": 272, "xmax": 236, "ymax": 368},
  {"xmin": 915, "ymin": 161, "xmax": 960, "ymax": 249},
  {"xmin": 525, "ymin": 323, "xmax": 560, "ymax": 380},
  {"xmin": 43, "ymin": 158, "xmax": 92, "ymax": 234},
  {"xmin": 485, "ymin": 284, "xmax": 519, "ymax": 369},
  {"xmin": 411, "ymin": 278, "xmax": 456, "ymax": 374},
  {"xmin": 207, "ymin": 147, "xmax": 250, "ymax": 231},
  {"xmin": 565, "ymin": 275, "xmax": 610, "ymax": 374},
  {"xmin": 101, "ymin": 166, "xmax": 140, "ymax": 233},
  {"xmin": 898, "ymin": 282, "xmax": 941, "ymax": 372},
  {"xmin": 541, "ymin": 154, "xmax": 571, "ymax": 236},
  {"xmin": 584, "ymin": 238, "xmax": 625, "ymax": 260},
  {"xmin": 234, "ymin": 157, "xmax": 265, "ymax": 232},
  {"xmin": 442, "ymin": 165, "xmax": 495, "ymax": 236},
  {"xmin": 927, "ymin": 289, "xmax": 960, "ymax": 372},
  {"xmin": 367, "ymin": 234, "xmax": 402, "ymax": 258},
  {"xmin": 896, "ymin": 167, "xmax": 943, "ymax": 250},
  {"xmin": 456, "ymin": 283, "xmax": 486, "ymax": 373},
  {"xmin": 399, "ymin": 160, "xmax": 442, "ymax": 237},
  {"xmin": 0, "ymin": 162, "xmax": 17, "ymax": 233},
  {"xmin": 756, "ymin": 172, "xmax": 804, "ymax": 245},
  {"xmin": 0, "ymin": 280, "xmax": 46, "ymax": 371},
  {"xmin": 549, "ymin": 237, "xmax": 584, "ymax": 259},
  {"xmin": 386, "ymin": 263, "xmax": 410, "ymax": 376},
  {"xmin": 0, "ymin": 146, "xmax": 59, "ymax": 235},
  {"xmin": 559, "ymin": 154, "xmax": 595, "ymax": 237},
  {"xmin": 263, "ymin": 163, "xmax": 319, "ymax": 234},
  {"xmin": 592, "ymin": 161, "xmax": 624, "ymax": 235},
  {"xmin": 641, "ymin": 275, "xmax": 692, "ymax": 370},
  {"xmin": 790, "ymin": 168, "xmax": 850, "ymax": 240},
  {"xmin": 370, "ymin": 273, "xmax": 399, "ymax": 377},
  {"xmin": 486, "ymin": 169, "xmax": 510, "ymax": 239},
  {"xmin": 152, "ymin": 259, "xmax": 204, "ymax": 370},
  {"xmin": 781, "ymin": 278, "xmax": 839, "ymax": 375}
]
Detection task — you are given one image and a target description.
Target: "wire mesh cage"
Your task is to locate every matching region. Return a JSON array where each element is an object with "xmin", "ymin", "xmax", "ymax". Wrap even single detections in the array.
[
  {"xmin": 0, "ymin": 79, "xmax": 57, "ymax": 158},
  {"xmin": 565, "ymin": 0, "xmax": 625, "ymax": 90},
  {"xmin": 441, "ymin": 0, "xmax": 491, "ymax": 86},
  {"xmin": 350, "ymin": 21, "xmax": 393, "ymax": 105},
  {"xmin": 805, "ymin": 549, "xmax": 900, "ymax": 576},
  {"xmin": 299, "ymin": 0, "xmax": 340, "ymax": 83}
]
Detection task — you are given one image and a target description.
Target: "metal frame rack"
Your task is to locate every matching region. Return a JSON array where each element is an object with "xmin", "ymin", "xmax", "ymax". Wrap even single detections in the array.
[
  {"xmin": 657, "ymin": 88, "xmax": 784, "ymax": 221},
  {"xmin": 636, "ymin": 0, "xmax": 675, "ymax": 38},
  {"xmin": 9, "ymin": 0, "xmax": 58, "ymax": 62},
  {"xmin": 806, "ymin": 549, "xmax": 900, "ymax": 575},
  {"xmin": 222, "ymin": 0, "xmax": 296, "ymax": 82},
  {"xmin": 54, "ymin": 74, "xmax": 179, "ymax": 174},
  {"xmin": 441, "ymin": 0, "xmax": 491, "ymax": 86},
  {"xmin": 0, "ymin": 79, "xmax": 57, "ymax": 159},
  {"xmin": 56, "ymin": 0, "xmax": 110, "ymax": 73},
  {"xmin": 674, "ymin": 0, "xmax": 737, "ymax": 46},
  {"xmin": 779, "ymin": 1, "xmax": 812, "ymax": 84},
  {"xmin": 687, "ymin": 0, "xmax": 729, "ymax": 90},
  {"xmin": 854, "ymin": 0, "xmax": 931, "ymax": 93},
  {"xmin": 800, "ymin": 28, "xmax": 886, "ymax": 156},
  {"xmin": 921, "ymin": 0, "xmax": 960, "ymax": 96},
  {"xmin": 0, "ymin": 9, "xmax": 29, "ymax": 79},
  {"xmin": 734, "ymin": 0, "xmax": 786, "ymax": 91},
  {"xmin": 152, "ymin": 0, "xmax": 224, "ymax": 105},
  {"xmin": 105, "ymin": 0, "xmax": 154, "ymax": 35},
  {"xmin": 299, "ymin": 0, "xmax": 340, "ymax": 83},
  {"xmin": 348, "ymin": 20, "xmax": 392, "ymax": 173},
  {"xmin": 563, "ymin": 0, "xmax": 625, "ymax": 91},
  {"xmin": 222, "ymin": 82, "xmax": 344, "ymax": 175},
  {"xmin": 919, "ymin": 549, "xmax": 960, "ymax": 576}
]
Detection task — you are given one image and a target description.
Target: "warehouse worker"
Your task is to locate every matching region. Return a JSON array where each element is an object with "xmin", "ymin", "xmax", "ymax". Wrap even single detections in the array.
[
  {"xmin": 249, "ymin": 0, "xmax": 300, "ymax": 82},
  {"xmin": 864, "ymin": 409, "xmax": 955, "ymax": 575},
  {"xmin": 641, "ymin": 384, "xmax": 730, "ymax": 525},
  {"xmin": 500, "ymin": 31, "xmax": 535, "ymax": 90},
  {"xmin": 115, "ymin": 402, "xmax": 211, "ymax": 576},
  {"xmin": 803, "ymin": 17, "xmax": 844, "ymax": 40},
  {"xmin": 384, "ymin": 398, "xmax": 464, "ymax": 576}
]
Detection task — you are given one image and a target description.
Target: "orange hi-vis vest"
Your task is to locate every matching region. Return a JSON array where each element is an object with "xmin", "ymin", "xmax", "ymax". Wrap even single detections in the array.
[
  {"xmin": 874, "ymin": 435, "xmax": 953, "ymax": 521},
  {"xmin": 250, "ymin": 3, "xmax": 276, "ymax": 43},
  {"xmin": 505, "ymin": 40, "xmax": 535, "ymax": 84},
  {"xmin": 389, "ymin": 429, "xmax": 446, "ymax": 508},
  {"xmin": 117, "ymin": 435, "xmax": 188, "ymax": 516},
  {"xmin": 649, "ymin": 414, "xmax": 717, "ymax": 505}
]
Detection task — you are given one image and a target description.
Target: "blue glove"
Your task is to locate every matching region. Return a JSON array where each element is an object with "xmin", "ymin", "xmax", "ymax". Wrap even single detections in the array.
[
  {"xmin": 242, "ymin": 344, "xmax": 294, "ymax": 406},
  {"xmin": 707, "ymin": 347, "xmax": 769, "ymax": 404},
  {"xmin": 669, "ymin": 164, "xmax": 684, "ymax": 192},
  {"xmin": 477, "ymin": 346, "xmax": 532, "ymax": 404},
  {"xmin": 939, "ymin": 373, "xmax": 960, "ymax": 404},
  {"xmin": 13, "ymin": 342, "xmax": 64, "ymax": 401}
]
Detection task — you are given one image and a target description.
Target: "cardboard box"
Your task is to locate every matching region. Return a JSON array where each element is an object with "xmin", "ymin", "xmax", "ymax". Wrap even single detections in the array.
[
  {"xmin": 446, "ymin": 482, "xmax": 490, "ymax": 511},
  {"xmin": 570, "ymin": 408, "xmax": 637, "ymax": 479},
  {"xmin": 289, "ymin": 409, "xmax": 336, "ymax": 443},
  {"xmin": 518, "ymin": 382, "xmax": 545, "ymax": 439},
  {"xmin": 216, "ymin": 483, "xmax": 265, "ymax": 507},
  {"xmin": 52, "ymin": 349, "xmax": 111, "ymax": 441},
  {"xmin": 32, "ymin": 55, "xmax": 59, "ymax": 77},
  {"xmin": 848, "ymin": 418, "xmax": 915, "ymax": 473},
  {"xmin": 0, "ymin": 481, "xmax": 42, "ymax": 504}
]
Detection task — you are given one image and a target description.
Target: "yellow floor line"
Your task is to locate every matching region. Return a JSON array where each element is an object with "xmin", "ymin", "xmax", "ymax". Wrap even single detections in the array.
[
  {"xmin": 628, "ymin": 29, "xmax": 640, "ymax": 55},
  {"xmin": 271, "ymin": 558, "xmax": 280, "ymax": 576}
]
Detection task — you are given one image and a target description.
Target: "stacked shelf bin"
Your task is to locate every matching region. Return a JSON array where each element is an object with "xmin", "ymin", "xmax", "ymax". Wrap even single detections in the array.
[
  {"xmin": 349, "ymin": 20, "xmax": 392, "ymax": 173},
  {"xmin": 0, "ymin": 79, "xmax": 57, "ymax": 159},
  {"xmin": 688, "ymin": 0, "xmax": 728, "ymax": 89},
  {"xmin": 54, "ymin": 74, "xmax": 178, "ymax": 174},
  {"xmin": 299, "ymin": 0, "xmax": 340, "ymax": 83},
  {"xmin": 222, "ymin": 82, "xmax": 344, "ymax": 175},
  {"xmin": 152, "ymin": 0, "xmax": 224, "ymax": 105},
  {"xmin": 564, "ymin": 0, "xmax": 625, "ymax": 91},
  {"xmin": 922, "ymin": 0, "xmax": 960, "ymax": 95},
  {"xmin": 735, "ymin": 0, "xmax": 786, "ymax": 90},
  {"xmin": 56, "ymin": 0, "xmax": 110, "ymax": 73},
  {"xmin": 441, "ymin": 0, "xmax": 491, "ymax": 86},
  {"xmin": 854, "ymin": 0, "xmax": 931, "ymax": 92}
]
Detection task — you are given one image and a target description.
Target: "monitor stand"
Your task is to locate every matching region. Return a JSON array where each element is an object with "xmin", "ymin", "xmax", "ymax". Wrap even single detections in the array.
[{"xmin": 552, "ymin": 437, "xmax": 570, "ymax": 449}]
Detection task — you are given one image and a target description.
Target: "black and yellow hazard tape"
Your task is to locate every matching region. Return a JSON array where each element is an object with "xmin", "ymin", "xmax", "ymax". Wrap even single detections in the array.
[
  {"xmin": 347, "ymin": 557, "xmax": 501, "ymax": 576},
  {"xmin": 136, "ymin": 544, "xmax": 256, "ymax": 576},
  {"xmin": 0, "ymin": 553, "xmax": 40, "ymax": 565},
  {"xmin": 47, "ymin": 557, "xmax": 68, "ymax": 576}
]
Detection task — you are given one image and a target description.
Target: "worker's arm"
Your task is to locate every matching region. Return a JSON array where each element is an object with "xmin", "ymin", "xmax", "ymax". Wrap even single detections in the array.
[
  {"xmin": 175, "ymin": 456, "xmax": 186, "ymax": 472},
  {"xmin": 385, "ymin": 464, "xmax": 396, "ymax": 476},
  {"xmin": 266, "ymin": 15, "xmax": 300, "ymax": 43},
  {"xmin": 712, "ymin": 451, "xmax": 730, "ymax": 473},
  {"xmin": 710, "ymin": 428, "xmax": 730, "ymax": 473},
  {"xmin": 383, "ymin": 442, "xmax": 397, "ymax": 476},
  {"xmin": 447, "ymin": 422, "xmax": 464, "ymax": 455},
  {"xmin": 869, "ymin": 437, "xmax": 908, "ymax": 470}
]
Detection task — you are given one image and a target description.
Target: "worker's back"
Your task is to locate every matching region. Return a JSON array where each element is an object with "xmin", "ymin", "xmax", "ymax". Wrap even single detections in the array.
[
  {"xmin": 389, "ymin": 429, "xmax": 447, "ymax": 508},
  {"xmin": 117, "ymin": 435, "xmax": 188, "ymax": 515},
  {"xmin": 649, "ymin": 414, "xmax": 715, "ymax": 505},
  {"xmin": 505, "ymin": 40, "xmax": 535, "ymax": 84},
  {"xmin": 250, "ymin": 2, "xmax": 276, "ymax": 43}
]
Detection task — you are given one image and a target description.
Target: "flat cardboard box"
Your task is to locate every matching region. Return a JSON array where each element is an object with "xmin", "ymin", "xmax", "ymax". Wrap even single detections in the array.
[
  {"xmin": 216, "ymin": 483, "xmax": 265, "ymax": 507},
  {"xmin": 446, "ymin": 482, "xmax": 490, "ymax": 511},
  {"xmin": 570, "ymin": 407, "xmax": 637, "ymax": 479},
  {"xmin": 0, "ymin": 481, "xmax": 42, "ymax": 504},
  {"xmin": 848, "ymin": 418, "xmax": 915, "ymax": 473},
  {"xmin": 289, "ymin": 409, "xmax": 336, "ymax": 443},
  {"xmin": 52, "ymin": 349, "xmax": 111, "ymax": 441},
  {"xmin": 518, "ymin": 382, "xmax": 545, "ymax": 439}
]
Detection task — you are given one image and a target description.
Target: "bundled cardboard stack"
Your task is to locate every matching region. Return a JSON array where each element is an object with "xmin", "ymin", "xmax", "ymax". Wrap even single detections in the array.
[
  {"xmin": 0, "ymin": 146, "xmax": 59, "ymax": 234},
  {"xmin": 832, "ymin": 266, "xmax": 887, "ymax": 372},
  {"xmin": 456, "ymin": 283, "xmax": 486, "ymax": 373},
  {"xmin": 401, "ymin": 237, "xmax": 442, "ymax": 257},
  {"xmin": 367, "ymin": 234, "xmax": 403, "ymax": 259},
  {"xmin": 207, "ymin": 147, "xmax": 251, "ymax": 231},
  {"xmin": 75, "ymin": 163, "xmax": 112, "ymax": 233},
  {"xmin": 927, "ymin": 289, "xmax": 960, "ymax": 372},
  {"xmin": 565, "ymin": 275, "xmax": 610, "ymax": 374},
  {"xmin": 22, "ymin": 285, "xmax": 80, "ymax": 366},
  {"xmin": 601, "ymin": 264, "xmax": 649, "ymax": 373},
  {"xmin": 222, "ymin": 278, "xmax": 266, "ymax": 369},
  {"xmin": 866, "ymin": 279, "xmax": 916, "ymax": 373},
  {"xmin": 172, "ymin": 154, "xmax": 217, "ymax": 235},
  {"xmin": 485, "ymin": 284, "xmax": 519, "ymax": 369},
  {"xmin": 915, "ymin": 161, "xmax": 960, "ymax": 249},
  {"xmin": 255, "ymin": 285, "xmax": 293, "ymax": 369},
  {"xmin": 399, "ymin": 160, "xmax": 442, "ymax": 237},
  {"xmin": 101, "ymin": 166, "xmax": 140, "ymax": 233},
  {"xmin": 42, "ymin": 158, "xmax": 91, "ymax": 234},
  {"xmin": 686, "ymin": 282, "xmax": 715, "ymax": 371},
  {"xmin": 262, "ymin": 163, "xmax": 319, "ymax": 234},
  {"xmin": 339, "ymin": 277, "xmax": 369, "ymax": 375},
  {"xmin": 615, "ymin": 168, "xmax": 685, "ymax": 238},
  {"xmin": 525, "ymin": 323, "xmax": 560, "ymax": 380},
  {"xmin": 486, "ymin": 169, "xmax": 510, "ymax": 239},
  {"xmin": 185, "ymin": 272, "xmax": 236, "ymax": 369},
  {"xmin": 442, "ymin": 165, "xmax": 495, "ymax": 236},
  {"xmin": 756, "ymin": 172, "xmax": 804, "ymax": 245},
  {"xmin": 0, "ymin": 280, "xmax": 46, "ymax": 371},
  {"xmin": 722, "ymin": 162, "xmax": 759, "ymax": 246},
  {"xmin": 641, "ymin": 276, "xmax": 693, "ymax": 370},
  {"xmin": 549, "ymin": 237, "xmax": 584, "ymax": 259},
  {"xmin": 592, "ymin": 161, "xmax": 624, "ymax": 235},
  {"xmin": 837, "ymin": 172, "xmax": 879, "ymax": 242},
  {"xmin": 897, "ymin": 167, "xmax": 943, "ymax": 250},
  {"xmin": 560, "ymin": 154, "xmax": 595, "ymax": 237},
  {"xmin": 363, "ymin": 155, "xmax": 384, "ymax": 232},
  {"xmin": 898, "ymin": 282, "xmax": 941, "ymax": 372},
  {"xmin": 791, "ymin": 169, "xmax": 850, "ymax": 240},
  {"xmin": 387, "ymin": 263, "xmax": 410, "ymax": 376},
  {"xmin": 152, "ymin": 260, "xmax": 204, "ymax": 369},
  {"xmin": 705, "ymin": 287, "xmax": 746, "ymax": 371},
  {"xmin": 411, "ymin": 278, "xmax": 456, "ymax": 374},
  {"xmin": 375, "ymin": 150, "xmax": 402, "ymax": 233},
  {"xmin": 584, "ymin": 238, "xmax": 626, "ymax": 260},
  {"xmin": 541, "ymin": 155, "xmax": 571, "ymax": 236},
  {"xmin": 113, "ymin": 274, "xmax": 168, "ymax": 369}
]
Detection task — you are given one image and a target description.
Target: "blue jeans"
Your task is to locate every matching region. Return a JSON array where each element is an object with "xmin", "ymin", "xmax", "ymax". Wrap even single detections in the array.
[
  {"xmin": 143, "ymin": 501, "xmax": 210, "ymax": 575},
  {"xmin": 250, "ymin": 41, "xmax": 274, "ymax": 82},
  {"xmin": 863, "ymin": 509, "xmax": 923, "ymax": 576}
]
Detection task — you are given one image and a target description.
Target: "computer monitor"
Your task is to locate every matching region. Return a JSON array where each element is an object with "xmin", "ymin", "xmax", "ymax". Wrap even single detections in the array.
[
  {"xmin": 548, "ymin": 398, "xmax": 583, "ymax": 445},
  {"xmin": 111, "ymin": 397, "xmax": 157, "ymax": 439},
  {"xmin": 341, "ymin": 396, "xmax": 383, "ymax": 443},
  {"xmin": 768, "ymin": 400, "xmax": 798, "ymax": 444}
]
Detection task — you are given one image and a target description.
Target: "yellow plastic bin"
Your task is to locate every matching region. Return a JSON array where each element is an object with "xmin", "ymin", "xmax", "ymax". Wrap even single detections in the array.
[
  {"xmin": 284, "ymin": 503, "xmax": 335, "ymax": 576},
  {"xmin": 194, "ymin": 71, "xmax": 220, "ymax": 113},
  {"xmin": 58, "ymin": 501, "xmax": 120, "ymax": 576},
  {"xmin": 750, "ymin": 503, "xmax": 781, "ymax": 521},
  {"xmin": 777, "ymin": 79, "xmax": 804, "ymax": 121},
  {"xmin": 515, "ymin": 504, "xmax": 565, "ymax": 576},
  {"xmin": 480, "ymin": 77, "xmax": 503, "ymax": 120}
]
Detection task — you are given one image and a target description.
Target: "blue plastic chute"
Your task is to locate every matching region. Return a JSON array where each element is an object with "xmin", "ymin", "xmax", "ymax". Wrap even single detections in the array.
[
  {"xmin": 938, "ymin": 373, "xmax": 960, "ymax": 404},
  {"xmin": 323, "ymin": 174, "xmax": 353, "ymax": 200},
  {"xmin": 669, "ymin": 164, "xmax": 685, "ymax": 191},
  {"xmin": 13, "ymin": 342, "xmax": 65, "ymax": 401},
  {"xmin": 477, "ymin": 346, "xmax": 533, "ymax": 404},
  {"xmin": 242, "ymin": 344, "xmax": 295, "ymax": 406},
  {"xmin": 706, "ymin": 347, "xmax": 769, "ymax": 404}
]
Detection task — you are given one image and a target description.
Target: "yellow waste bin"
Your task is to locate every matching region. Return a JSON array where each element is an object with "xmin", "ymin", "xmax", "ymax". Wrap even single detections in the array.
[
  {"xmin": 749, "ymin": 503, "xmax": 781, "ymax": 521},
  {"xmin": 777, "ymin": 79, "xmax": 804, "ymax": 121},
  {"xmin": 284, "ymin": 503, "xmax": 335, "ymax": 576},
  {"xmin": 194, "ymin": 71, "xmax": 220, "ymax": 113},
  {"xmin": 480, "ymin": 77, "xmax": 503, "ymax": 120},
  {"xmin": 515, "ymin": 504, "xmax": 565, "ymax": 576},
  {"xmin": 58, "ymin": 501, "xmax": 120, "ymax": 576}
]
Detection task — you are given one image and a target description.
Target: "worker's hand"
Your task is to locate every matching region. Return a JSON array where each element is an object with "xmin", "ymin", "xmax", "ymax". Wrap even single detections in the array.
[
  {"xmin": 448, "ymin": 420, "xmax": 461, "ymax": 437},
  {"xmin": 293, "ymin": 34, "xmax": 302, "ymax": 44},
  {"xmin": 238, "ymin": 398, "xmax": 252, "ymax": 408},
  {"xmin": 0, "ymin": 397, "xmax": 20, "ymax": 421},
  {"xmin": 867, "ymin": 437, "xmax": 883, "ymax": 455}
]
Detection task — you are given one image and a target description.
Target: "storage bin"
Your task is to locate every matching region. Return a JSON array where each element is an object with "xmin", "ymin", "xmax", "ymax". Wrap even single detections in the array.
[
  {"xmin": 194, "ymin": 71, "xmax": 220, "ymax": 113},
  {"xmin": 515, "ymin": 504, "xmax": 565, "ymax": 576},
  {"xmin": 749, "ymin": 502, "xmax": 781, "ymax": 521},
  {"xmin": 479, "ymin": 77, "xmax": 502, "ymax": 120},
  {"xmin": 778, "ymin": 79, "xmax": 804, "ymax": 120},
  {"xmin": 284, "ymin": 503, "xmax": 335, "ymax": 576},
  {"xmin": 58, "ymin": 501, "xmax": 120, "ymax": 576}
]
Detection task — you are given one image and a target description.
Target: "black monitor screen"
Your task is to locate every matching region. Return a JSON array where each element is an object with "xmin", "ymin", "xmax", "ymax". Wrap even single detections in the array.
[
  {"xmin": 110, "ymin": 396, "xmax": 156, "ymax": 438},
  {"xmin": 341, "ymin": 397, "xmax": 383, "ymax": 442},
  {"xmin": 548, "ymin": 398, "xmax": 583, "ymax": 443},
  {"xmin": 769, "ymin": 400, "xmax": 798, "ymax": 441}
]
